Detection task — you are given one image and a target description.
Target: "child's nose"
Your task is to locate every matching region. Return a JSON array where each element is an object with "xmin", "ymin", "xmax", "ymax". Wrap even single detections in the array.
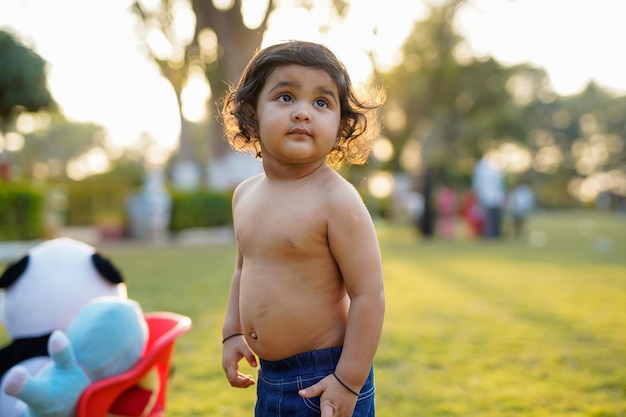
[{"xmin": 292, "ymin": 106, "xmax": 311, "ymax": 121}]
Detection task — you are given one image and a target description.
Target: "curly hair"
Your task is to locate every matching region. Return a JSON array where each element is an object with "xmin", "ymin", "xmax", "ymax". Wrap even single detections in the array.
[{"xmin": 220, "ymin": 40, "xmax": 385, "ymax": 166}]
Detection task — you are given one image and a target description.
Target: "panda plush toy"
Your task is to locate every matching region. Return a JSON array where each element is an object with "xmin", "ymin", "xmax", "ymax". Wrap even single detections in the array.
[
  {"xmin": 0, "ymin": 237, "xmax": 128, "ymax": 416},
  {"xmin": 3, "ymin": 296, "xmax": 148, "ymax": 417}
]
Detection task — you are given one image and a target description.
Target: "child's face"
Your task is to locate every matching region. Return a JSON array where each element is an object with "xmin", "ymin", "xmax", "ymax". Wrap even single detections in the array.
[{"xmin": 255, "ymin": 64, "xmax": 342, "ymax": 166}]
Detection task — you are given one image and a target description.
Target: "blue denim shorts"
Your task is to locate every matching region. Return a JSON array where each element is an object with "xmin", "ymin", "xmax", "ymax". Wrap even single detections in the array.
[{"xmin": 255, "ymin": 347, "xmax": 375, "ymax": 417}]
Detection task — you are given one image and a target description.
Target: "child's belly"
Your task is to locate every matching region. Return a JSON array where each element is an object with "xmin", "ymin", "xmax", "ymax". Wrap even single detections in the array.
[{"xmin": 239, "ymin": 267, "xmax": 348, "ymax": 361}]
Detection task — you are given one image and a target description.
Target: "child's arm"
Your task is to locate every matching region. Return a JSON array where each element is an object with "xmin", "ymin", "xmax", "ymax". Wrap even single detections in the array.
[
  {"xmin": 222, "ymin": 248, "xmax": 257, "ymax": 388},
  {"xmin": 300, "ymin": 183, "xmax": 385, "ymax": 416}
]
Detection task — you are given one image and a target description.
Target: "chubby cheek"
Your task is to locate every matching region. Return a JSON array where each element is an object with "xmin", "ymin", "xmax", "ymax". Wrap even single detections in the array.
[{"xmin": 256, "ymin": 105, "xmax": 276, "ymax": 128}]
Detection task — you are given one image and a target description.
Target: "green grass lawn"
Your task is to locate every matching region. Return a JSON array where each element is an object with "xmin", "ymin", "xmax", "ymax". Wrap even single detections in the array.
[{"xmin": 1, "ymin": 210, "xmax": 625, "ymax": 416}]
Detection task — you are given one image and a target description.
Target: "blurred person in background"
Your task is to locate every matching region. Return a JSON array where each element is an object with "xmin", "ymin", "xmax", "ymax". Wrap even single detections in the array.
[
  {"xmin": 507, "ymin": 179, "xmax": 535, "ymax": 240},
  {"xmin": 472, "ymin": 152, "xmax": 505, "ymax": 239},
  {"xmin": 417, "ymin": 166, "xmax": 435, "ymax": 239},
  {"xmin": 436, "ymin": 179, "xmax": 457, "ymax": 241}
]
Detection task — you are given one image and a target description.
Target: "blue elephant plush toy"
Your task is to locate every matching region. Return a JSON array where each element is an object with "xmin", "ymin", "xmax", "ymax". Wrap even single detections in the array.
[{"xmin": 2, "ymin": 297, "xmax": 148, "ymax": 417}]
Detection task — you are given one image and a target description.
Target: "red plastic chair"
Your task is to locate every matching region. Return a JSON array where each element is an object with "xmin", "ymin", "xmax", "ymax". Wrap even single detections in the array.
[{"xmin": 76, "ymin": 312, "xmax": 192, "ymax": 417}]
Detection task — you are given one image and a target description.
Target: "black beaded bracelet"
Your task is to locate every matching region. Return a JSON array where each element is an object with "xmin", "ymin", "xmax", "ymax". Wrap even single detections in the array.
[
  {"xmin": 222, "ymin": 333, "xmax": 244, "ymax": 344},
  {"xmin": 332, "ymin": 372, "xmax": 359, "ymax": 396}
]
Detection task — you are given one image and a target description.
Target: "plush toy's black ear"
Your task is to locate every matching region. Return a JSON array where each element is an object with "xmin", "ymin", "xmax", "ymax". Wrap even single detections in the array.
[
  {"xmin": 91, "ymin": 253, "xmax": 124, "ymax": 284},
  {"xmin": 0, "ymin": 256, "xmax": 29, "ymax": 289}
]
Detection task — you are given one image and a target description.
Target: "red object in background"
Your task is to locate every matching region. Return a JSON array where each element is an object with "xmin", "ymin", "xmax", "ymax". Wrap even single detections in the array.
[
  {"xmin": 0, "ymin": 160, "xmax": 10, "ymax": 181},
  {"xmin": 77, "ymin": 312, "xmax": 191, "ymax": 417},
  {"xmin": 461, "ymin": 189, "xmax": 484, "ymax": 238}
]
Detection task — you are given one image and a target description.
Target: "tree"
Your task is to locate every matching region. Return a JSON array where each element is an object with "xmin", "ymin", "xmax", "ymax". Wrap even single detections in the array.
[
  {"xmin": 373, "ymin": 0, "xmax": 626, "ymax": 208},
  {"xmin": 0, "ymin": 31, "xmax": 55, "ymax": 132},
  {"xmin": 18, "ymin": 120, "xmax": 107, "ymax": 180},
  {"xmin": 131, "ymin": 0, "xmax": 272, "ymax": 183},
  {"xmin": 531, "ymin": 83, "xmax": 626, "ymax": 206},
  {"xmin": 0, "ymin": 30, "xmax": 56, "ymax": 179},
  {"xmin": 131, "ymin": 0, "xmax": 348, "ymax": 187},
  {"xmin": 379, "ymin": 0, "xmax": 555, "ymax": 183}
]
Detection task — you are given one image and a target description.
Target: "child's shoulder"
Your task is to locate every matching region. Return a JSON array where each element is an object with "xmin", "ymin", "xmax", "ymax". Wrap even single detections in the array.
[
  {"xmin": 233, "ymin": 173, "xmax": 264, "ymax": 199},
  {"xmin": 314, "ymin": 165, "xmax": 352, "ymax": 187},
  {"xmin": 318, "ymin": 168, "xmax": 363, "ymax": 203}
]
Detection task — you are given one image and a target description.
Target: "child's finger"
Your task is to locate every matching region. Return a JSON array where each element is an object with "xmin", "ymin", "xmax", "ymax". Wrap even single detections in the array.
[
  {"xmin": 228, "ymin": 368, "xmax": 255, "ymax": 388},
  {"xmin": 243, "ymin": 350, "xmax": 258, "ymax": 368},
  {"xmin": 299, "ymin": 380, "xmax": 324, "ymax": 399}
]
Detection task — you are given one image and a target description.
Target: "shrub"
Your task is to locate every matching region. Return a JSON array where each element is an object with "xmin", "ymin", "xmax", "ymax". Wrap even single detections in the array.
[
  {"xmin": 62, "ymin": 181, "xmax": 133, "ymax": 226},
  {"xmin": 0, "ymin": 182, "xmax": 45, "ymax": 240},
  {"xmin": 169, "ymin": 190, "xmax": 233, "ymax": 232}
]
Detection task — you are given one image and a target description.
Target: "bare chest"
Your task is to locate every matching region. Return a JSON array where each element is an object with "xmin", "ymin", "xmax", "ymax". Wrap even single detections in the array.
[{"xmin": 234, "ymin": 187, "xmax": 329, "ymax": 258}]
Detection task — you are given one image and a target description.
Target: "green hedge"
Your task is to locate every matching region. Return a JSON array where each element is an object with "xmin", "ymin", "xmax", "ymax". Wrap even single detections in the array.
[
  {"xmin": 169, "ymin": 190, "xmax": 233, "ymax": 232},
  {"xmin": 0, "ymin": 182, "xmax": 45, "ymax": 241},
  {"xmin": 0, "ymin": 180, "xmax": 233, "ymax": 238},
  {"xmin": 62, "ymin": 181, "xmax": 132, "ymax": 226},
  {"xmin": 62, "ymin": 182, "xmax": 233, "ymax": 232}
]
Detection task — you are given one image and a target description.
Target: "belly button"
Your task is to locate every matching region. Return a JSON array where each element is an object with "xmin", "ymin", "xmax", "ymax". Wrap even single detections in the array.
[{"xmin": 250, "ymin": 331, "xmax": 258, "ymax": 340}]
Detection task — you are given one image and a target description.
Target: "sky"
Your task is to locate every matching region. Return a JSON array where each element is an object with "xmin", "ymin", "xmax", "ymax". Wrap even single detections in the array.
[
  {"xmin": 455, "ymin": 0, "xmax": 626, "ymax": 97},
  {"xmin": 1, "ymin": 0, "xmax": 625, "ymax": 157},
  {"xmin": 0, "ymin": 0, "xmax": 180, "ymax": 155}
]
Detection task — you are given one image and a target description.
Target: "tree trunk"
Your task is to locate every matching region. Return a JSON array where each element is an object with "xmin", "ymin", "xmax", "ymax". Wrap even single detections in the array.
[{"xmin": 192, "ymin": 0, "xmax": 271, "ymax": 158}]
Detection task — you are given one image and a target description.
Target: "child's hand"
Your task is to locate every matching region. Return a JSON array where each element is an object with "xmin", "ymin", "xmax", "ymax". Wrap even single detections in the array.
[
  {"xmin": 299, "ymin": 374, "xmax": 358, "ymax": 417},
  {"xmin": 222, "ymin": 336, "xmax": 257, "ymax": 388}
]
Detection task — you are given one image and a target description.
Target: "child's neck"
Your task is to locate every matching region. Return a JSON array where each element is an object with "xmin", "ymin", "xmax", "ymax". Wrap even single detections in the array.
[{"xmin": 262, "ymin": 160, "xmax": 327, "ymax": 182}]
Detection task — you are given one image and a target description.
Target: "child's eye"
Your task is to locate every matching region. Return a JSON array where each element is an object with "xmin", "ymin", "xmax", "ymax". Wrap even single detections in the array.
[
  {"xmin": 277, "ymin": 94, "xmax": 293, "ymax": 102},
  {"xmin": 315, "ymin": 98, "xmax": 329, "ymax": 108}
]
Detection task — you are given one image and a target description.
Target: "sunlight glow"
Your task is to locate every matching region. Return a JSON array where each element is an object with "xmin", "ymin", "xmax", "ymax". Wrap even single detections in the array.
[
  {"xmin": 198, "ymin": 28, "xmax": 219, "ymax": 63},
  {"xmin": 456, "ymin": 0, "xmax": 626, "ymax": 96},
  {"xmin": 172, "ymin": 1, "xmax": 195, "ymax": 45},
  {"xmin": 533, "ymin": 145, "xmax": 562, "ymax": 174},
  {"xmin": 263, "ymin": 7, "xmax": 324, "ymax": 47},
  {"xmin": 242, "ymin": 0, "xmax": 269, "ymax": 29},
  {"xmin": 572, "ymin": 133, "xmax": 612, "ymax": 176},
  {"xmin": 146, "ymin": 27, "xmax": 178, "ymax": 61},
  {"xmin": 5, "ymin": 132, "xmax": 25, "ymax": 152},
  {"xmin": 490, "ymin": 142, "xmax": 532, "ymax": 174},
  {"xmin": 384, "ymin": 105, "xmax": 407, "ymax": 132},
  {"xmin": 213, "ymin": 0, "xmax": 234, "ymax": 11},
  {"xmin": 181, "ymin": 66, "xmax": 211, "ymax": 122},
  {"xmin": 400, "ymin": 140, "xmax": 423, "ymax": 175},
  {"xmin": 452, "ymin": 40, "xmax": 474, "ymax": 66},
  {"xmin": 506, "ymin": 73, "xmax": 535, "ymax": 107},
  {"xmin": 528, "ymin": 129, "xmax": 554, "ymax": 147},
  {"xmin": 567, "ymin": 169, "xmax": 626, "ymax": 203},
  {"xmin": 66, "ymin": 147, "xmax": 111, "ymax": 181},
  {"xmin": 263, "ymin": 0, "xmax": 428, "ymax": 86},
  {"xmin": 372, "ymin": 137, "xmax": 394, "ymax": 163},
  {"xmin": 2, "ymin": 0, "xmax": 625, "ymax": 167},
  {"xmin": 368, "ymin": 170, "xmax": 395, "ymax": 199},
  {"xmin": 145, "ymin": 146, "xmax": 172, "ymax": 168},
  {"xmin": 137, "ymin": 0, "xmax": 161, "ymax": 13},
  {"xmin": 15, "ymin": 113, "xmax": 37, "ymax": 134}
]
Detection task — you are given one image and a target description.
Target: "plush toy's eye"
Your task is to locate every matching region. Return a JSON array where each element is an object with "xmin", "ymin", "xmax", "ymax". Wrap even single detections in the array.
[
  {"xmin": 91, "ymin": 253, "xmax": 124, "ymax": 284},
  {"xmin": 0, "ymin": 256, "xmax": 29, "ymax": 289}
]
